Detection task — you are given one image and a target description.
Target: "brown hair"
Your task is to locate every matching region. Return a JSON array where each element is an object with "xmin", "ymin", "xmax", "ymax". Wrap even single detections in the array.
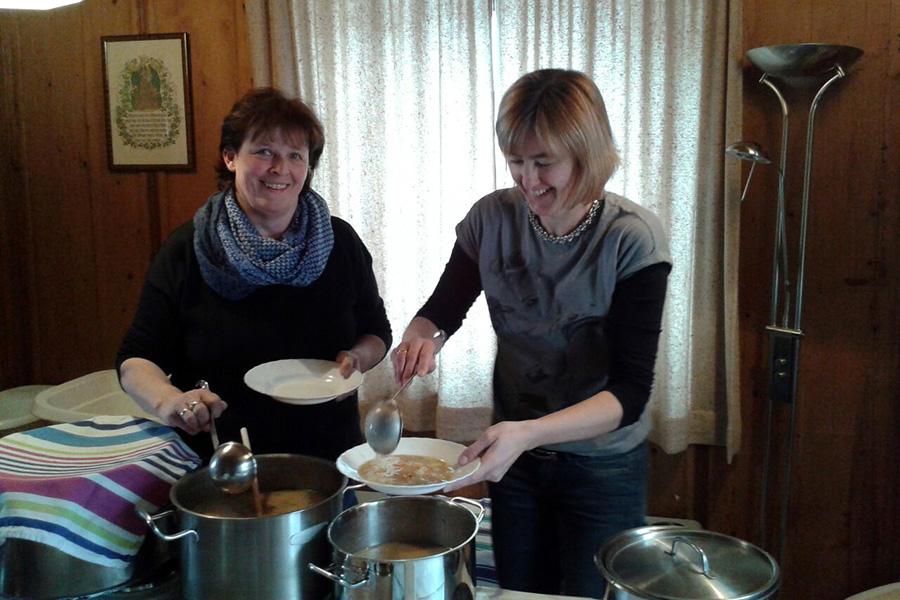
[
  {"xmin": 496, "ymin": 69, "xmax": 620, "ymax": 209},
  {"xmin": 215, "ymin": 87, "xmax": 325, "ymax": 193}
]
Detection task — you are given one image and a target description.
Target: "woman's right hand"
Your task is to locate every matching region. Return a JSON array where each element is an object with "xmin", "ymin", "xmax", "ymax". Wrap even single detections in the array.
[
  {"xmin": 391, "ymin": 318, "xmax": 446, "ymax": 386},
  {"xmin": 119, "ymin": 358, "xmax": 228, "ymax": 436},
  {"xmin": 160, "ymin": 388, "xmax": 227, "ymax": 435}
]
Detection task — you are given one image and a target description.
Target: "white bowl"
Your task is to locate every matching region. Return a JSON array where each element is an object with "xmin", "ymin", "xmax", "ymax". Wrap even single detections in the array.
[
  {"xmin": 337, "ymin": 437, "xmax": 480, "ymax": 495},
  {"xmin": 244, "ymin": 359, "xmax": 363, "ymax": 405}
]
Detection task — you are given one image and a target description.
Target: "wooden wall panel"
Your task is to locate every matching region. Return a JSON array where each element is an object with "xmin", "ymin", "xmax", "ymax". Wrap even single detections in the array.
[
  {"xmin": 0, "ymin": 0, "xmax": 251, "ymax": 387},
  {"xmin": 82, "ymin": 0, "xmax": 150, "ymax": 370},
  {"xmin": 17, "ymin": 8, "xmax": 103, "ymax": 382},
  {"xmin": 0, "ymin": 17, "xmax": 37, "ymax": 389},
  {"xmin": 149, "ymin": 0, "xmax": 254, "ymax": 234},
  {"xmin": 841, "ymin": 0, "xmax": 900, "ymax": 588}
]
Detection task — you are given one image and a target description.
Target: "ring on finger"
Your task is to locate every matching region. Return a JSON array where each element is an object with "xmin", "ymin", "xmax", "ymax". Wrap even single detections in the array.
[
  {"xmin": 398, "ymin": 348, "xmax": 408, "ymax": 354},
  {"xmin": 178, "ymin": 408, "xmax": 191, "ymax": 419},
  {"xmin": 188, "ymin": 401, "xmax": 201, "ymax": 410}
]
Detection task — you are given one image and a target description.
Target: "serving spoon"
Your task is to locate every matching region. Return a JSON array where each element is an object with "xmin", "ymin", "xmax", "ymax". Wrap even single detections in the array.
[
  {"xmin": 196, "ymin": 380, "xmax": 258, "ymax": 494},
  {"xmin": 364, "ymin": 330, "xmax": 444, "ymax": 455},
  {"xmin": 209, "ymin": 441, "xmax": 257, "ymax": 494},
  {"xmin": 364, "ymin": 374, "xmax": 414, "ymax": 456}
]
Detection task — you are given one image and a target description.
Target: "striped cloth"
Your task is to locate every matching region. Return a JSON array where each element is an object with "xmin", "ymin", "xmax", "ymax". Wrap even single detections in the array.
[{"xmin": 0, "ymin": 416, "xmax": 201, "ymax": 568}]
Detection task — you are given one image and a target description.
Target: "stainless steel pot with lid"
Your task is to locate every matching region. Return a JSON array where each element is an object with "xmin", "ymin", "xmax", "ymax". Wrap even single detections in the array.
[{"xmin": 595, "ymin": 525, "xmax": 780, "ymax": 600}]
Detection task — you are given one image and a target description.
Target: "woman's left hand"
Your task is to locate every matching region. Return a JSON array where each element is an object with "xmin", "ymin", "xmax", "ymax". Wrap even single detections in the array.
[
  {"xmin": 333, "ymin": 350, "xmax": 362, "ymax": 401},
  {"xmin": 442, "ymin": 420, "xmax": 536, "ymax": 492},
  {"xmin": 335, "ymin": 350, "xmax": 361, "ymax": 378}
]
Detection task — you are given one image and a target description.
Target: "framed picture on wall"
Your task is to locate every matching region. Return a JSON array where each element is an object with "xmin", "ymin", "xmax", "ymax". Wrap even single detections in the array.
[{"xmin": 101, "ymin": 33, "xmax": 195, "ymax": 171}]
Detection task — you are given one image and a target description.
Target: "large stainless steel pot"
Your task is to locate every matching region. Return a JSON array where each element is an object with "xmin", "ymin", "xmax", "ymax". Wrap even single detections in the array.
[
  {"xmin": 310, "ymin": 495, "xmax": 484, "ymax": 600},
  {"xmin": 595, "ymin": 525, "xmax": 780, "ymax": 600},
  {"xmin": 0, "ymin": 531, "xmax": 169, "ymax": 599},
  {"xmin": 139, "ymin": 454, "xmax": 350, "ymax": 600}
]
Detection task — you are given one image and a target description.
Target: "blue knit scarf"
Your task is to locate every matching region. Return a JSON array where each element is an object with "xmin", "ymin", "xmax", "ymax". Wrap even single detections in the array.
[{"xmin": 193, "ymin": 187, "xmax": 334, "ymax": 300}]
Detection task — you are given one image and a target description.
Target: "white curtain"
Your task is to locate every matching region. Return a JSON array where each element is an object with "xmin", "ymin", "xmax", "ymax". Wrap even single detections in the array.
[{"xmin": 246, "ymin": 0, "xmax": 743, "ymax": 460}]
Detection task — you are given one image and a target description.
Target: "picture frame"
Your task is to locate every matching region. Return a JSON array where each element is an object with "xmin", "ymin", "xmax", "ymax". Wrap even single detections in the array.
[{"xmin": 101, "ymin": 33, "xmax": 195, "ymax": 171}]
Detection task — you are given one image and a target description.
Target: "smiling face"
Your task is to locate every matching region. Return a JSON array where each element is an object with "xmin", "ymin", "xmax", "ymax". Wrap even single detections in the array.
[
  {"xmin": 507, "ymin": 132, "xmax": 588, "ymax": 235},
  {"xmin": 496, "ymin": 70, "xmax": 621, "ymax": 227},
  {"xmin": 223, "ymin": 128, "xmax": 310, "ymax": 238}
]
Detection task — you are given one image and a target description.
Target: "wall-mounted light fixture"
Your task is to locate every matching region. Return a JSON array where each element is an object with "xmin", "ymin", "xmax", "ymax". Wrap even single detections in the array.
[{"xmin": 0, "ymin": 0, "xmax": 82, "ymax": 9}]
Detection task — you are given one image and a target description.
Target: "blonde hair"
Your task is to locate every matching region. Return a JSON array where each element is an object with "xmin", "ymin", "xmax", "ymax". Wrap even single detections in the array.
[{"xmin": 496, "ymin": 69, "xmax": 620, "ymax": 209}]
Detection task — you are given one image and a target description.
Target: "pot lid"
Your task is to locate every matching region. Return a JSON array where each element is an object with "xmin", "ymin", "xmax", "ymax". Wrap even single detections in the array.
[{"xmin": 595, "ymin": 526, "xmax": 780, "ymax": 600}]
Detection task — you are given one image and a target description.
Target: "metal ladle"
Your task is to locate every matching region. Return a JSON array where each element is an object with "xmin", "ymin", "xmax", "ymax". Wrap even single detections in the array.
[
  {"xmin": 364, "ymin": 330, "xmax": 444, "ymax": 455},
  {"xmin": 364, "ymin": 374, "xmax": 414, "ymax": 456},
  {"xmin": 196, "ymin": 380, "xmax": 257, "ymax": 494},
  {"xmin": 209, "ymin": 440, "xmax": 257, "ymax": 494}
]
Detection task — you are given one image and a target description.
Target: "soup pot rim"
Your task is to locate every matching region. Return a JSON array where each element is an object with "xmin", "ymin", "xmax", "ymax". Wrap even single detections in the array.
[{"xmin": 170, "ymin": 452, "xmax": 349, "ymax": 521}]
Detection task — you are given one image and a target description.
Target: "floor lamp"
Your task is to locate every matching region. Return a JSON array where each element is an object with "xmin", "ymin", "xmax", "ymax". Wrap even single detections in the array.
[{"xmin": 725, "ymin": 43, "xmax": 862, "ymax": 570}]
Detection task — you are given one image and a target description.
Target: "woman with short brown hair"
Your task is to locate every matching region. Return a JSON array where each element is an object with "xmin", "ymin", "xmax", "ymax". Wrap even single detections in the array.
[{"xmin": 118, "ymin": 87, "xmax": 391, "ymax": 463}]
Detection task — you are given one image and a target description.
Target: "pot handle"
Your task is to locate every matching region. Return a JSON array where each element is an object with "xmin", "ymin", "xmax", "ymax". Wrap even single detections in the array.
[
  {"xmin": 664, "ymin": 537, "xmax": 715, "ymax": 579},
  {"xmin": 308, "ymin": 563, "xmax": 369, "ymax": 589},
  {"xmin": 344, "ymin": 482, "xmax": 365, "ymax": 495},
  {"xmin": 135, "ymin": 506, "xmax": 199, "ymax": 543},
  {"xmin": 449, "ymin": 496, "xmax": 486, "ymax": 524}
]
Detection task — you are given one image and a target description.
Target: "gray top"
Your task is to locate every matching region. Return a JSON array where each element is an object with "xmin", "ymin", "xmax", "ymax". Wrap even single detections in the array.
[{"xmin": 456, "ymin": 189, "xmax": 671, "ymax": 456}]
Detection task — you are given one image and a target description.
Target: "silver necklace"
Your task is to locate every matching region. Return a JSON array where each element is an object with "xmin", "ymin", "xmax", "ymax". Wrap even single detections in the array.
[{"xmin": 527, "ymin": 198, "xmax": 601, "ymax": 244}]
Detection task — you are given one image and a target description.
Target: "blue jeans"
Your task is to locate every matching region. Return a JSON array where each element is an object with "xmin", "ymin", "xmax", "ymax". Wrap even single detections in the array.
[{"xmin": 488, "ymin": 442, "xmax": 648, "ymax": 598}]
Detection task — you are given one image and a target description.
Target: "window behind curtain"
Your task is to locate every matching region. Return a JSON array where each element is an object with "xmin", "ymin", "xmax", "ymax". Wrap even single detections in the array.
[{"xmin": 246, "ymin": 0, "xmax": 742, "ymax": 457}]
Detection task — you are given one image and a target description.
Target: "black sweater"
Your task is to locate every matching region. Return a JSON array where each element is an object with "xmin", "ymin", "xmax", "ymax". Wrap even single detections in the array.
[{"xmin": 117, "ymin": 217, "xmax": 392, "ymax": 462}]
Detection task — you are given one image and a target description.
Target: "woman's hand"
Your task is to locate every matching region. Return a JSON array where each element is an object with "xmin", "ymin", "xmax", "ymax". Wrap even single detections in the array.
[
  {"xmin": 160, "ymin": 389, "xmax": 227, "ymax": 435},
  {"xmin": 332, "ymin": 335, "xmax": 388, "ymax": 401},
  {"xmin": 334, "ymin": 350, "xmax": 362, "ymax": 401},
  {"xmin": 119, "ymin": 358, "xmax": 227, "ymax": 435},
  {"xmin": 442, "ymin": 392, "xmax": 628, "ymax": 491},
  {"xmin": 442, "ymin": 420, "xmax": 537, "ymax": 493},
  {"xmin": 335, "ymin": 350, "xmax": 361, "ymax": 379},
  {"xmin": 391, "ymin": 317, "xmax": 446, "ymax": 386}
]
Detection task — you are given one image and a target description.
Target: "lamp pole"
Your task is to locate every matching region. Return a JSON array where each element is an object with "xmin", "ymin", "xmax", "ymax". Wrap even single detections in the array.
[{"xmin": 729, "ymin": 43, "xmax": 862, "ymax": 575}]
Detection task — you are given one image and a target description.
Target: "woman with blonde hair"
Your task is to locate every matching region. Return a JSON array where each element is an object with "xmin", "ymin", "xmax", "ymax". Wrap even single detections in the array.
[{"xmin": 392, "ymin": 69, "xmax": 670, "ymax": 597}]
